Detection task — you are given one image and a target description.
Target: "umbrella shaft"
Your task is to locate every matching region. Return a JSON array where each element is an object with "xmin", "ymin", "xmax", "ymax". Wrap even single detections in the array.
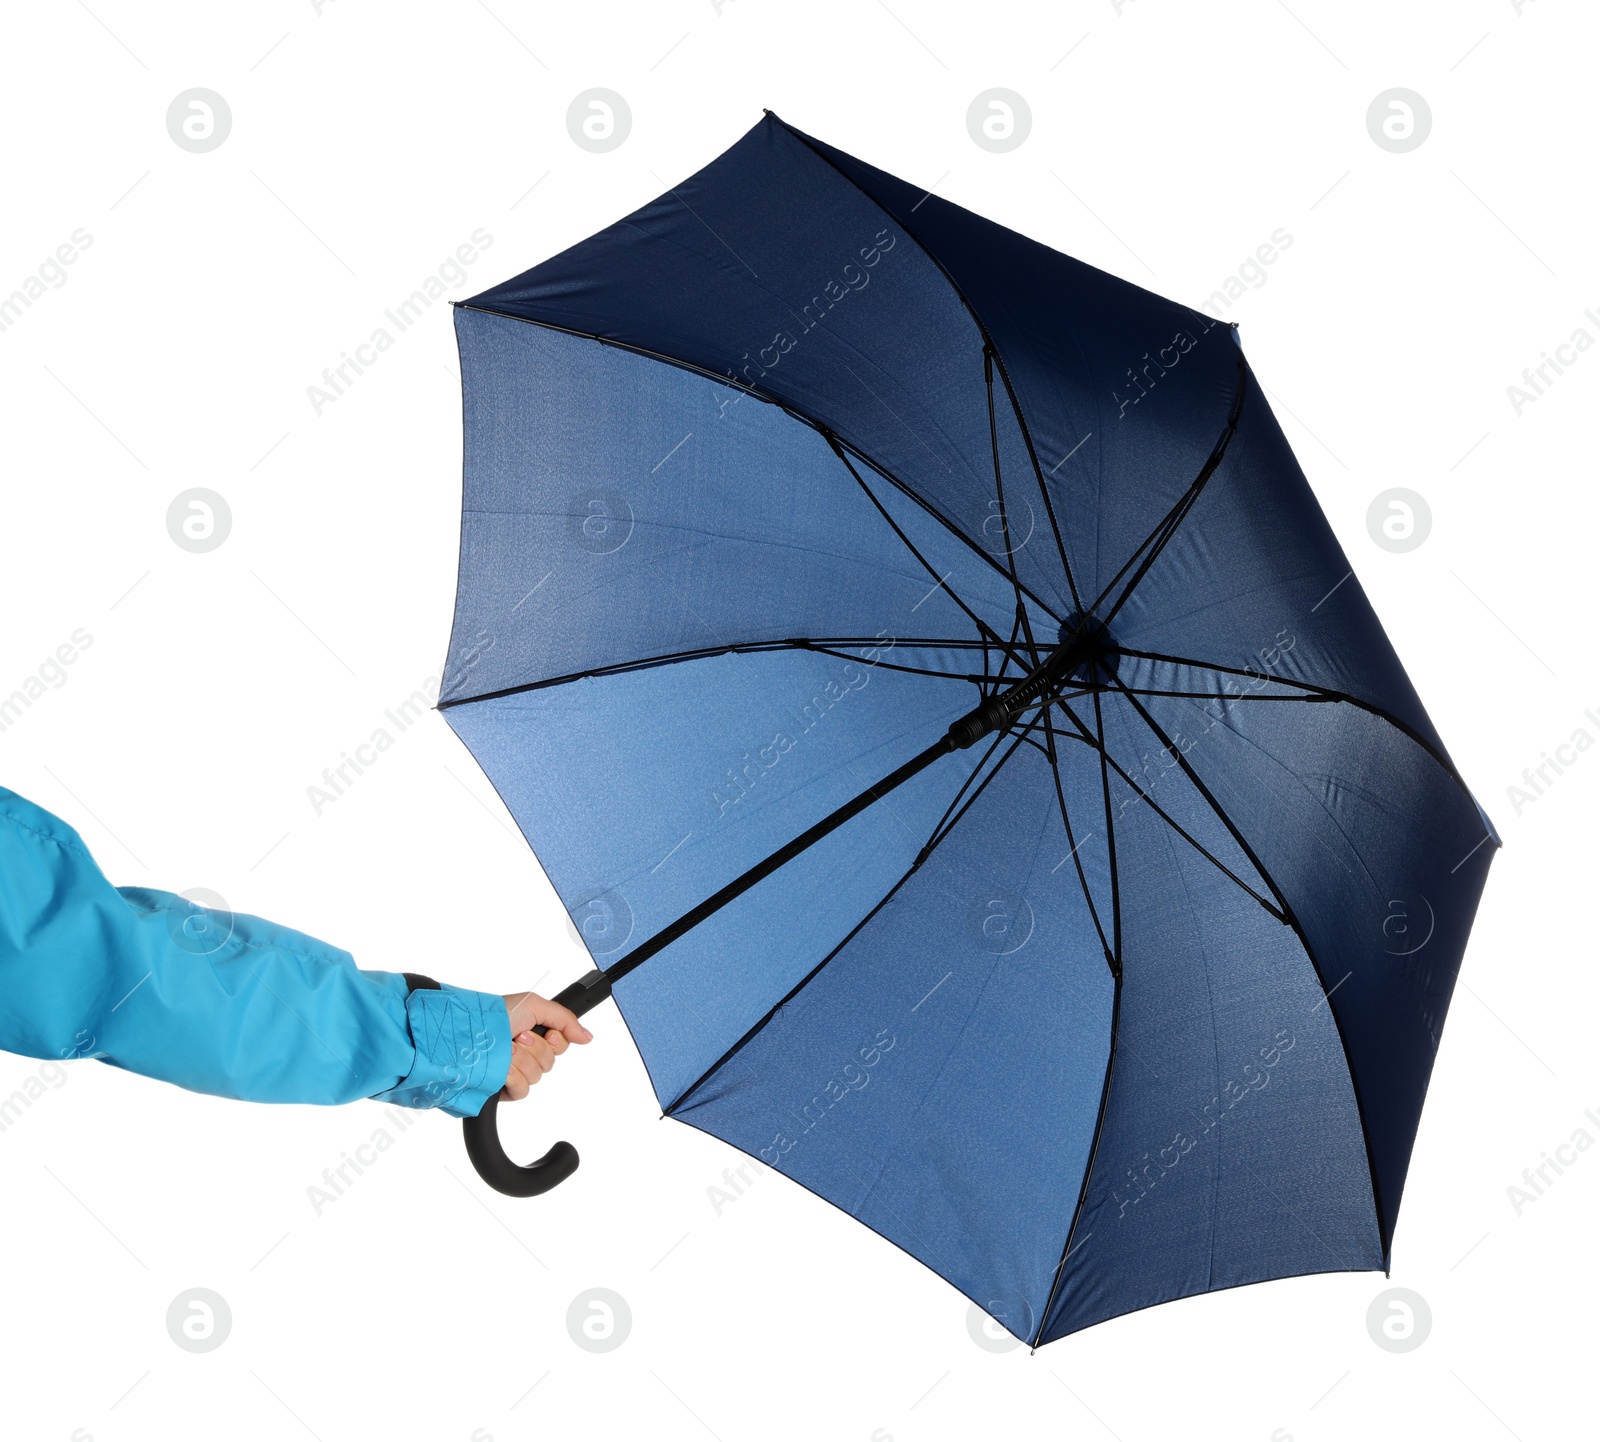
[
  {"xmin": 590, "ymin": 734, "xmax": 955, "ymax": 995},
  {"xmin": 551, "ymin": 636, "xmax": 1093, "ymax": 1005},
  {"xmin": 946, "ymin": 631, "xmax": 1090, "ymax": 749}
]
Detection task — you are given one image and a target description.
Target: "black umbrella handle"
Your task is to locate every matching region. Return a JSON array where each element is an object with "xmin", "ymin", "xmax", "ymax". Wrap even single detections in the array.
[
  {"xmin": 402, "ymin": 969, "xmax": 611, "ymax": 1198},
  {"xmin": 462, "ymin": 1093, "xmax": 580, "ymax": 1197}
]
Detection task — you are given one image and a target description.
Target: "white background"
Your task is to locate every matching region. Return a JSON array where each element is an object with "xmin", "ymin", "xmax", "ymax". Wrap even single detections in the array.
[{"xmin": 1, "ymin": 2, "xmax": 1594, "ymax": 1439}]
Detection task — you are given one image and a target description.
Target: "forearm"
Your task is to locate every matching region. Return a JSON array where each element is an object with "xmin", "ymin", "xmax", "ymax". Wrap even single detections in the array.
[{"xmin": 0, "ymin": 788, "xmax": 510, "ymax": 1118}]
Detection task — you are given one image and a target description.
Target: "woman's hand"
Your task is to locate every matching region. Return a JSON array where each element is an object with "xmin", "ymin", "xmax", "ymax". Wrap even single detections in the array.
[{"xmin": 500, "ymin": 992, "xmax": 594, "ymax": 1101}]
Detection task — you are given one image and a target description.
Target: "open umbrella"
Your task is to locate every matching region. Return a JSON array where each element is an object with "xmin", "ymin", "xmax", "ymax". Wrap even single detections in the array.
[{"xmin": 434, "ymin": 113, "xmax": 1498, "ymax": 1343}]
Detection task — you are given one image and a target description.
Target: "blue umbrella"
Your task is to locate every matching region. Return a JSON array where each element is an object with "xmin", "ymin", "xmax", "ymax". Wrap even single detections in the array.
[{"xmin": 436, "ymin": 113, "xmax": 1498, "ymax": 1343}]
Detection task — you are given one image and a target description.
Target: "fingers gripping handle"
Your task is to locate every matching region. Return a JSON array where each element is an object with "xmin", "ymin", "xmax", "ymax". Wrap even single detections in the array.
[{"xmin": 415, "ymin": 968, "xmax": 611, "ymax": 1198}]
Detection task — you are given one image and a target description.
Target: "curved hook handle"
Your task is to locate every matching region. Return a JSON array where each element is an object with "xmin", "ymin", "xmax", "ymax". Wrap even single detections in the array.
[
  {"xmin": 462, "ymin": 1093, "xmax": 580, "ymax": 1196},
  {"xmin": 401, "ymin": 968, "xmax": 612, "ymax": 1200}
]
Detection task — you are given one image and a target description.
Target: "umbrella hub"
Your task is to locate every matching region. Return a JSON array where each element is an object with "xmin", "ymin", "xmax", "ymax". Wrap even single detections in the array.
[
  {"xmin": 946, "ymin": 613, "xmax": 1118, "ymax": 750},
  {"xmin": 1057, "ymin": 612, "xmax": 1118, "ymax": 683}
]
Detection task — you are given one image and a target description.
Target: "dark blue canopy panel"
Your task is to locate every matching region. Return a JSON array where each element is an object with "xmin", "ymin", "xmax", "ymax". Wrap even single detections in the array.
[
  {"xmin": 443, "ymin": 114, "xmax": 1497, "ymax": 1341},
  {"xmin": 442, "ymin": 306, "xmax": 1046, "ymax": 704},
  {"xmin": 464, "ymin": 116, "xmax": 1075, "ymax": 620},
  {"xmin": 674, "ymin": 739, "xmax": 1116, "ymax": 1336},
  {"xmin": 1100, "ymin": 679, "xmax": 1498, "ymax": 1271},
  {"xmin": 1039, "ymin": 697, "xmax": 1382, "ymax": 1340},
  {"xmin": 790, "ymin": 126, "xmax": 1452, "ymax": 761}
]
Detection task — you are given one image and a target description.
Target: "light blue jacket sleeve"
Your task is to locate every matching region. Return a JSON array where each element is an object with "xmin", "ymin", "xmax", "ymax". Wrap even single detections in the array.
[{"xmin": 0, "ymin": 787, "xmax": 511, "ymax": 1119}]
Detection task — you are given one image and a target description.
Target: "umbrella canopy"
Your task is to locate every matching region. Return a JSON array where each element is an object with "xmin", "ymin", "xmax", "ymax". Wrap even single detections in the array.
[{"xmin": 438, "ymin": 113, "xmax": 1498, "ymax": 1343}]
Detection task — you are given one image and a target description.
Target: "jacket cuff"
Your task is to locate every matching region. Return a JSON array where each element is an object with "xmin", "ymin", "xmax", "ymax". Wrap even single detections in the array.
[{"xmin": 370, "ymin": 984, "xmax": 511, "ymax": 1119}]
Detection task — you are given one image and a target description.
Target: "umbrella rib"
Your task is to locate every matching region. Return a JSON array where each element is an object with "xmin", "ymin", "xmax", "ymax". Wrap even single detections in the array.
[
  {"xmin": 1047, "ymin": 696, "xmax": 1286, "ymax": 920},
  {"xmin": 1099, "ymin": 482, "xmax": 1198, "ymax": 617},
  {"xmin": 923, "ymin": 686, "xmax": 1105, "ymax": 911},
  {"xmin": 1114, "ymin": 647, "xmax": 1348, "ymax": 694},
  {"xmin": 1110, "ymin": 646, "xmax": 1477, "ymax": 801},
  {"xmin": 662, "ymin": 725, "xmax": 1037, "ymax": 1117},
  {"xmin": 455, "ymin": 301, "xmax": 1067, "ymax": 632},
  {"xmin": 1016, "ymin": 731, "xmax": 1054, "ymax": 761},
  {"xmin": 838, "ymin": 435, "xmax": 1068, "ymax": 629},
  {"xmin": 437, "ymin": 636, "xmax": 993, "ymax": 709},
  {"xmin": 771, "ymin": 113, "xmax": 1085, "ymax": 616},
  {"xmin": 984, "ymin": 627, "xmax": 1030, "ymax": 701},
  {"xmin": 1032, "ymin": 686, "xmax": 1124, "ymax": 1346},
  {"xmin": 982, "ymin": 347, "xmax": 1043, "ymax": 667},
  {"xmin": 1106, "ymin": 672, "xmax": 1393, "ymax": 1256},
  {"xmin": 1033, "ymin": 651, "xmax": 1277, "ymax": 1345},
  {"xmin": 1090, "ymin": 689, "xmax": 1123, "ymax": 974},
  {"xmin": 1111, "ymin": 686, "xmax": 1338, "ymax": 703},
  {"xmin": 823, "ymin": 434, "xmax": 1037, "ymax": 675},
  {"xmin": 1033, "ymin": 961, "xmax": 1122, "ymax": 1349},
  {"xmin": 1092, "ymin": 355, "xmax": 1250, "ymax": 629},
  {"xmin": 922, "ymin": 685, "xmax": 1098, "ymax": 886},
  {"xmin": 911, "ymin": 714, "xmax": 1027, "ymax": 865},
  {"xmin": 920, "ymin": 727, "xmax": 1016, "ymax": 868},
  {"xmin": 1105, "ymin": 676, "xmax": 1302, "ymax": 924},
  {"xmin": 987, "ymin": 346, "xmax": 1084, "ymax": 613},
  {"xmin": 1063, "ymin": 353, "xmax": 1247, "ymax": 640},
  {"xmin": 797, "ymin": 643, "xmax": 994, "ymax": 684},
  {"xmin": 993, "ymin": 604, "xmax": 1028, "ymax": 698},
  {"xmin": 1030, "ymin": 703, "xmax": 1113, "ymax": 969}
]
